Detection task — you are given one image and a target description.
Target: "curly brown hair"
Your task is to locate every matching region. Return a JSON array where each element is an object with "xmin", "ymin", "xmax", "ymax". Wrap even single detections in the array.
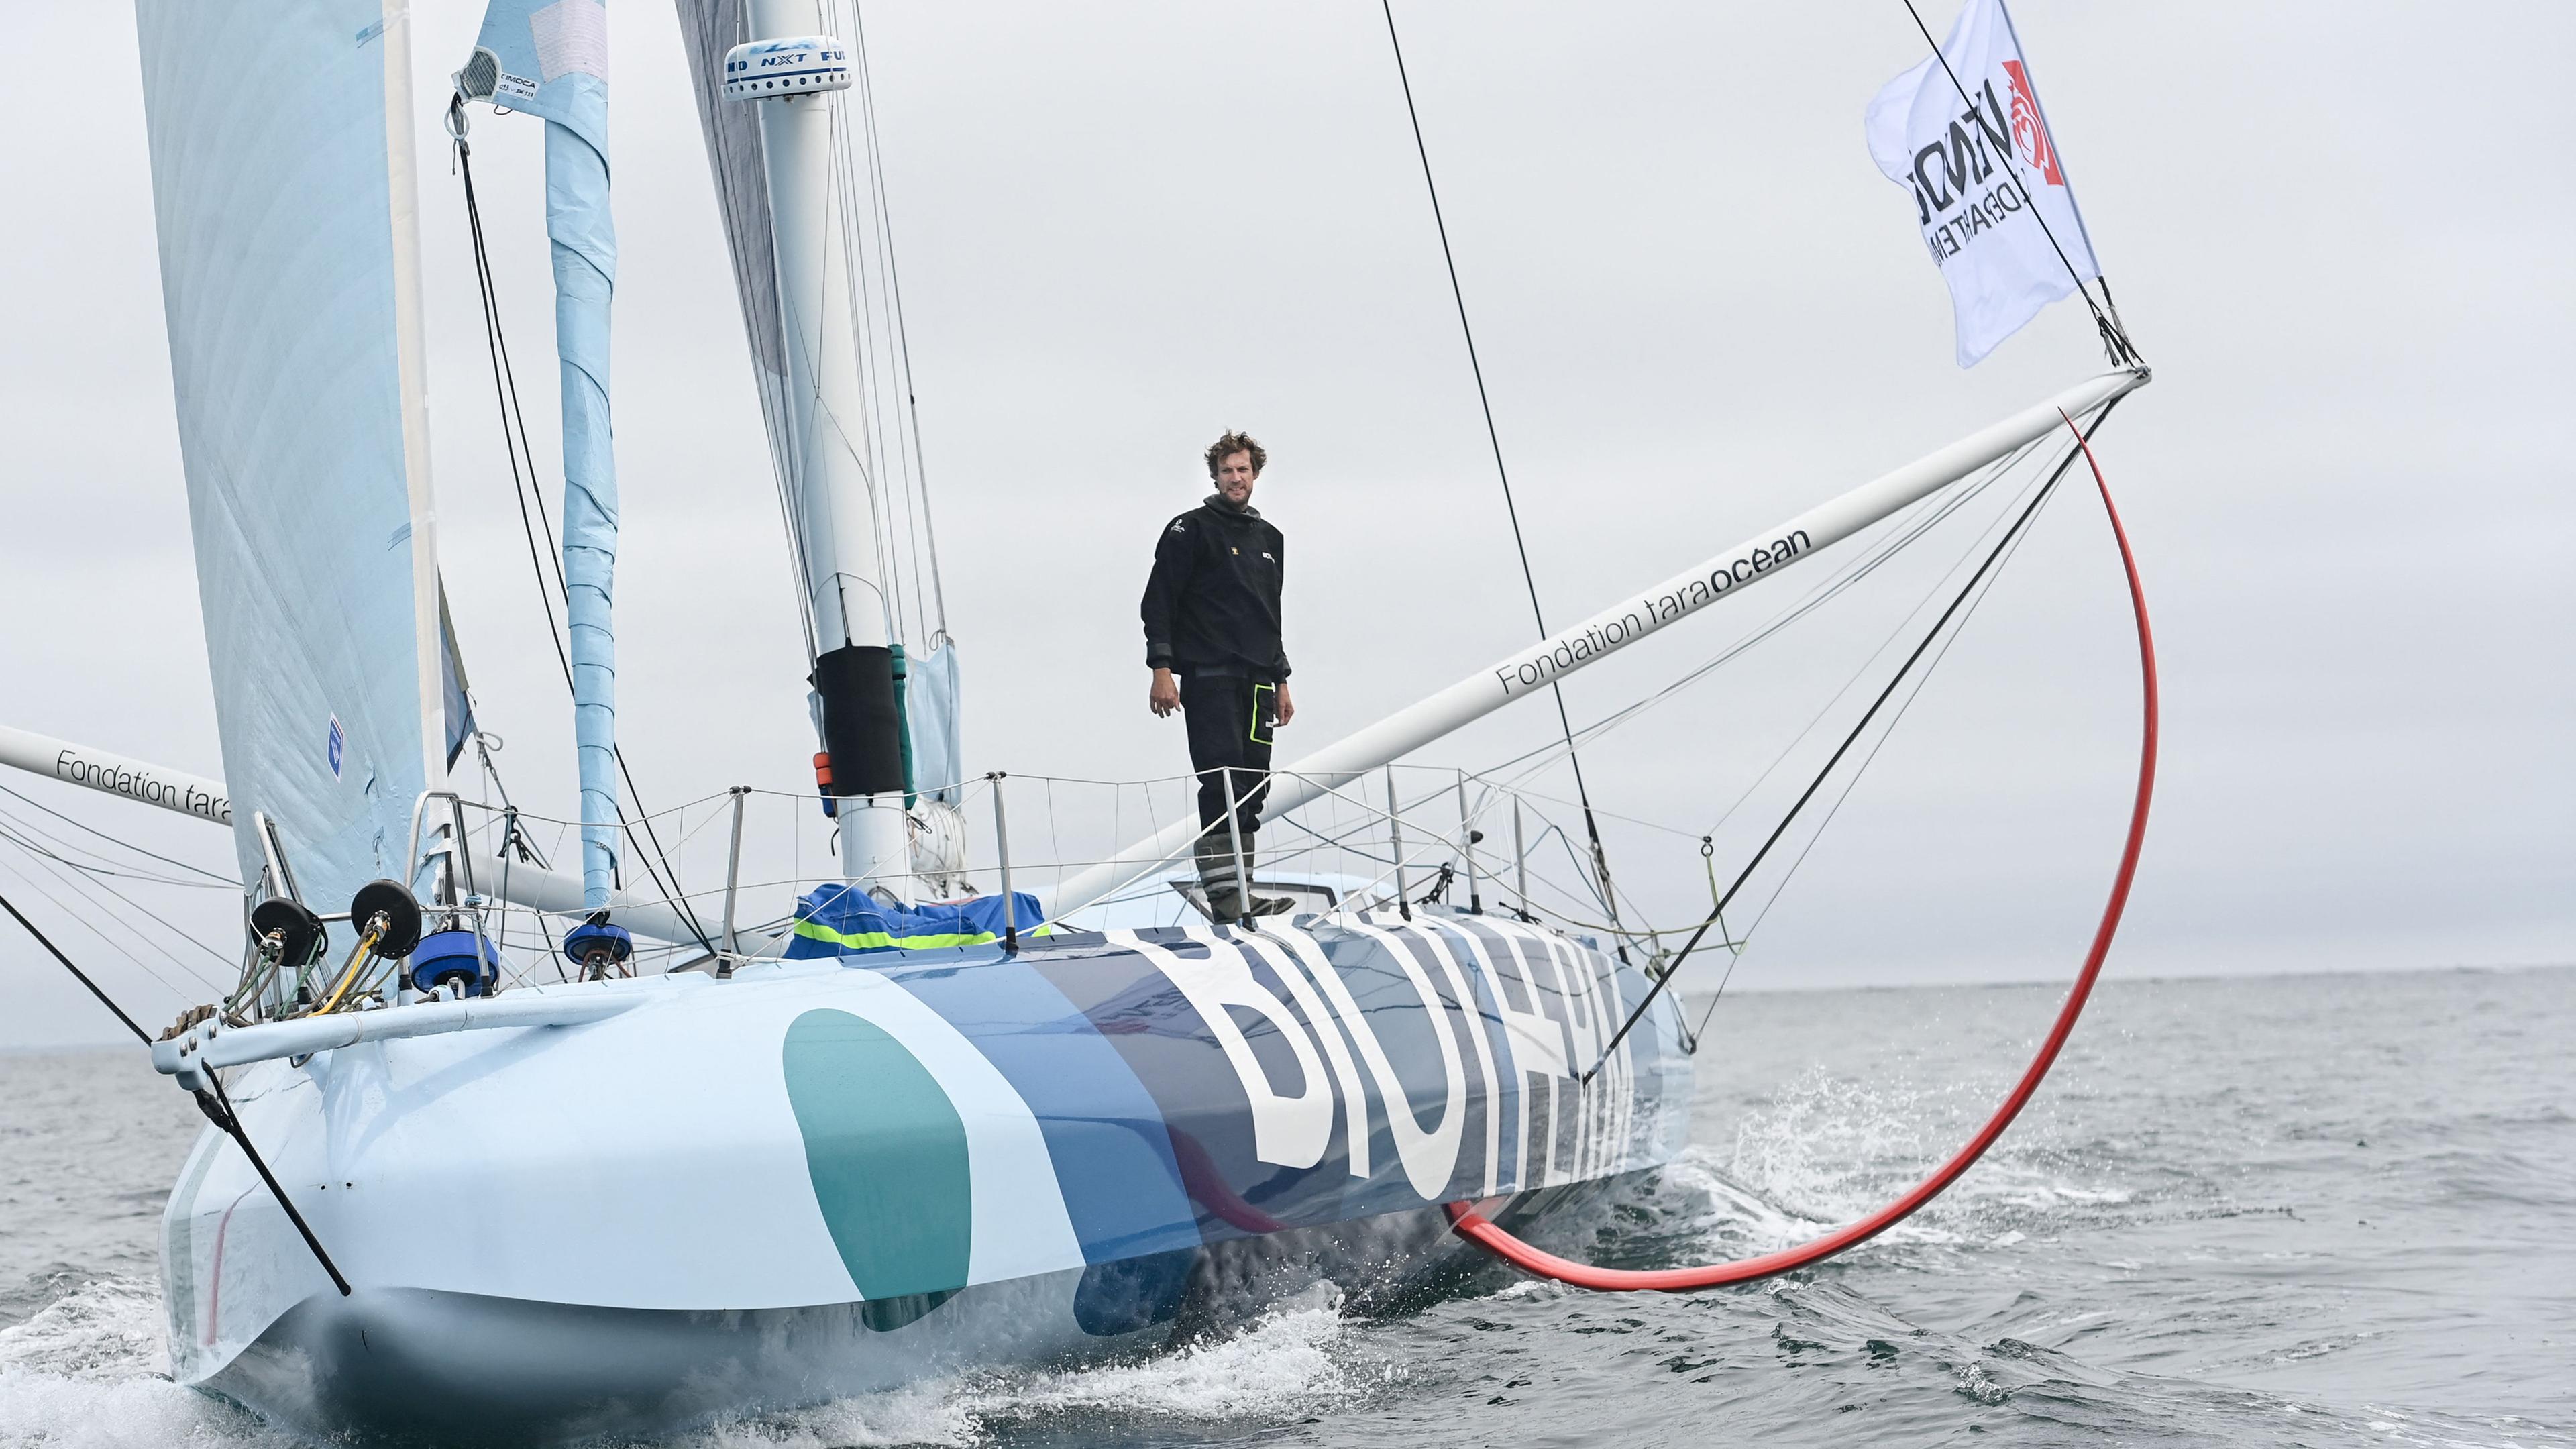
[{"xmin": 1203, "ymin": 431, "xmax": 1267, "ymax": 479}]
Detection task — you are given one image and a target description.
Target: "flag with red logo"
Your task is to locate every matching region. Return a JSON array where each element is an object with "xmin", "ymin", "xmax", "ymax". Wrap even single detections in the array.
[{"xmin": 1866, "ymin": 0, "xmax": 2102, "ymax": 367}]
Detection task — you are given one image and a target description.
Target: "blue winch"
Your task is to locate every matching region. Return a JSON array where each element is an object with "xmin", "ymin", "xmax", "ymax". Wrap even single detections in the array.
[
  {"xmin": 563, "ymin": 914, "xmax": 634, "ymax": 977},
  {"xmin": 407, "ymin": 927, "xmax": 503, "ymax": 997}
]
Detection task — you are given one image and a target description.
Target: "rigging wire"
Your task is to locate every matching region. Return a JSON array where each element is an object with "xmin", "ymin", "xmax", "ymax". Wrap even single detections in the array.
[
  {"xmin": 1379, "ymin": 1, "xmax": 1631, "ymax": 955},
  {"xmin": 450, "ymin": 113, "xmax": 719, "ymax": 956},
  {"xmin": 1897, "ymin": 0, "xmax": 2140, "ymax": 368},
  {"xmin": 1438, "ymin": 433, "xmax": 2056, "ymax": 959},
  {"xmin": 1690, "ymin": 455, "xmax": 2068, "ymax": 1042},
  {"xmin": 1476, "ymin": 430, "xmax": 2046, "ymax": 790},
  {"xmin": 1443, "ymin": 409, "xmax": 2153, "ymax": 1292},
  {"xmin": 0, "ymin": 851, "xmax": 222, "ymax": 1002},
  {"xmin": 833, "ymin": 1, "xmax": 935, "ymax": 650},
  {"xmin": 849, "ymin": 2, "xmax": 949, "ymax": 637},
  {"xmin": 822, "ymin": 69, "xmax": 910, "ymax": 655},
  {"xmin": 0, "ymin": 816, "xmax": 235, "ymax": 977},
  {"xmin": 1586, "ymin": 399, "xmax": 2121, "ymax": 1078},
  {"xmin": 1, "ymin": 892, "xmax": 154, "ymax": 1044},
  {"xmin": 0, "ymin": 892, "xmax": 352, "ymax": 1296},
  {"xmin": 0, "ymin": 782, "xmax": 239, "ymax": 887},
  {"xmin": 1665, "ymin": 438, "xmax": 2051, "ymax": 837},
  {"xmin": 0, "ymin": 810, "xmax": 235, "ymax": 890}
]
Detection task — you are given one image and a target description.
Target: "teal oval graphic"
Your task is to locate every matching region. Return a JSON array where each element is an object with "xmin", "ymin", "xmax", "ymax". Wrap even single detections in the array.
[{"xmin": 782, "ymin": 1008, "xmax": 973, "ymax": 1304}]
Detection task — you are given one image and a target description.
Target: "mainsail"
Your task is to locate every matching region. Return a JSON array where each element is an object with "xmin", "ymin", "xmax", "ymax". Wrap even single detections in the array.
[{"xmin": 133, "ymin": 0, "xmax": 451, "ymax": 916}]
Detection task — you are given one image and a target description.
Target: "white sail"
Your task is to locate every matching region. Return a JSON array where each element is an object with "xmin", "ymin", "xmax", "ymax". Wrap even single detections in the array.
[{"xmin": 133, "ymin": 0, "xmax": 448, "ymax": 913}]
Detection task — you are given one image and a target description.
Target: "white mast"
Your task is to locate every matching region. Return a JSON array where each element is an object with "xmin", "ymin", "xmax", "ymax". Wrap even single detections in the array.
[
  {"xmin": 1048, "ymin": 366, "xmax": 2150, "ymax": 918},
  {"xmin": 725, "ymin": 16, "xmax": 911, "ymax": 898}
]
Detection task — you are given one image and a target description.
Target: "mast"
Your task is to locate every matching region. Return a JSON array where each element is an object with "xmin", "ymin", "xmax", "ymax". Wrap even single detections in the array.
[
  {"xmin": 724, "ymin": 17, "xmax": 912, "ymax": 898},
  {"xmin": 1047, "ymin": 366, "xmax": 2150, "ymax": 918}
]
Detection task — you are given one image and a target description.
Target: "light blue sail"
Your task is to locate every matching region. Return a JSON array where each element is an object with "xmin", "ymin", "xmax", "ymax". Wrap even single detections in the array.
[
  {"xmin": 461, "ymin": 0, "xmax": 622, "ymax": 907},
  {"xmin": 133, "ymin": 0, "xmax": 449, "ymax": 918},
  {"xmin": 906, "ymin": 639, "xmax": 963, "ymax": 804}
]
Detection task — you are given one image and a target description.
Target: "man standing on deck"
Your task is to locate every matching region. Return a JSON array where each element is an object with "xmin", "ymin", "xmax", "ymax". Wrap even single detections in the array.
[{"xmin": 1142, "ymin": 431, "xmax": 1298, "ymax": 920}]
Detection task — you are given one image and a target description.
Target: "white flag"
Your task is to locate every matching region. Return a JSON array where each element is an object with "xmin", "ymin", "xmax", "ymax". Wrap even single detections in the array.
[{"xmin": 1866, "ymin": 0, "xmax": 2101, "ymax": 368}]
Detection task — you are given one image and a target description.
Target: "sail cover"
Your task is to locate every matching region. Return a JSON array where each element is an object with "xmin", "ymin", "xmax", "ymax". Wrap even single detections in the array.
[{"xmin": 135, "ymin": 0, "xmax": 449, "ymax": 916}]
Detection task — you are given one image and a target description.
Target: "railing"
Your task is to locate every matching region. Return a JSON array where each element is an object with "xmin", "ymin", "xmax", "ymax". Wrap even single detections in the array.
[{"xmin": 212, "ymin": 761, "xmax": 1684, "ymax": 1019}]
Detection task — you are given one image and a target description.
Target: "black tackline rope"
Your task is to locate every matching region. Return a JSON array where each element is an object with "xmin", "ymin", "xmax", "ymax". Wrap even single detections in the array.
[
  {"xmin": 202, "ymin": 1067, "xmax": 351, "ymax": 1296},
  {"xmin": 2, "ymin": 890, "xmax": 350, "ymax": 1296},
  {"xmin": 2, "ymin": 890, "xmax": 150, "ymax": 1045},
  {"xmin": 1690, "ymin": 453, "xmax": 2063, "ymax": 1044},
  {"xmin": 1585, "ymin": 398, "xmax": 2121, "ymax": 1079},
  {"xmin": 1380, "ymin": 2, "xmax": 1633, "ymax": 957}
]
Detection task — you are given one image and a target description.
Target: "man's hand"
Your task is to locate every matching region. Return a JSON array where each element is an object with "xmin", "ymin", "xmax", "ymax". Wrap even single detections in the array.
[
  {"xmin": 1150, "ymin": 667, "xmax": 1181, "ymax": 718},
  {"xmin": 1273, "ymin": 683, "xmax": 1295, "ymax": 727}
]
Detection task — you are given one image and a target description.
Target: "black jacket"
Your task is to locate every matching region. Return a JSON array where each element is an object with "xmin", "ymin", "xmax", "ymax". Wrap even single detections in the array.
[{"xmin": 1140, "ymin": 495, "xmax": 1290, "ymax": 680}]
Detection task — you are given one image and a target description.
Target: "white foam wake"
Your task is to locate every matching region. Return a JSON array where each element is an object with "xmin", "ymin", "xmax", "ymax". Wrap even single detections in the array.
[
  {"xmin": 3, "ymin": 1278, "xmax": 1391, "ymax": 1449},
  {"xmin": 0, "ymin": 1277, "xmax": 287, "ymax": 1449},
  {"xmin": 674, "ymin": 1285, "xmax": 1389, "ymax": 1448}
]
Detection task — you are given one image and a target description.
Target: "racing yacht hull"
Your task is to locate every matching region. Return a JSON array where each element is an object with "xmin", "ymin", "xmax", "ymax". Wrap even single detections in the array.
[{"xmin": 161, "ymin": 913, "xmax": 1690, "ymax": 1442}]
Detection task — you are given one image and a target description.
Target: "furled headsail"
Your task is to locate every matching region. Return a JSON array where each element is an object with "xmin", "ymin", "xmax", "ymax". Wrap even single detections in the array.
[
  {"xmin": 134, "ymin": 0, "xmax": 453, "ymax": 914},
  {"xmin": 455, "ymin": 0, "xmax": 625, "ymax": 908}
]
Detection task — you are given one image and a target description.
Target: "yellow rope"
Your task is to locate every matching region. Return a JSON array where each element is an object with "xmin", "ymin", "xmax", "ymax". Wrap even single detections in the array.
[{"xmin": 313, "ymin": 922, "xmax": 384, "ymax": 1016}]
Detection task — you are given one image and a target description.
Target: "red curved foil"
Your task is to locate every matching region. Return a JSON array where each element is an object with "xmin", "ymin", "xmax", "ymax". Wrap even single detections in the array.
[{"xmin": 1446, "ymin": 415, "xmax": 2155, "ymax": 1291}]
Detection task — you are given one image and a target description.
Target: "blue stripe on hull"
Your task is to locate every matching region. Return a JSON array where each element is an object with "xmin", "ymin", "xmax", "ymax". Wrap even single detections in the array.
[
  {"xmin": 863, "ymin": 916, "xmax": 1684, "ymax": 1258},
  {"xmin": 865, "ymin": 953, "xmax": 1200, "ymax": 1263}
]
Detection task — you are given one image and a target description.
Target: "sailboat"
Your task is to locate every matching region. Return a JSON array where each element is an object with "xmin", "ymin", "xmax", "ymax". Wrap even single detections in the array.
[{"xmin": 0, "ymin": 1, "xmax": 2149, "ymax": 1442}]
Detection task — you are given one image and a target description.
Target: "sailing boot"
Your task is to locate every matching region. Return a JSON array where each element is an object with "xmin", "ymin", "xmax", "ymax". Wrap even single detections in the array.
[
  {"xmin": 1196, "ymin": 835, "xmax": 1248, "ymax": 920},
  {"xmin": 1240, "ymin": 849, "xmax": 1298, "ymax": 917}
]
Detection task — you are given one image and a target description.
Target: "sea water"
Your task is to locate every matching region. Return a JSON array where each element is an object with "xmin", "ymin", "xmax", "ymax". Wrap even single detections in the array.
[{"xmin": 2, "ymin": 966, "xmax": 2567, "ymax": 1448}]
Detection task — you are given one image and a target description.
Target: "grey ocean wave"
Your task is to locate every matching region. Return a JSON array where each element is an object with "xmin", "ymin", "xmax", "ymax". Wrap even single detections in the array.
[{"xmin": 3, "ymin": 967, "xmax": 2570, "ymax": 1448}]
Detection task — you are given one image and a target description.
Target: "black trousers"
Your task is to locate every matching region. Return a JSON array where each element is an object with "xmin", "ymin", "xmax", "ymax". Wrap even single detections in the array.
[{"xmin": 1180, "ymin": 672, "xmax": 1275, "ymax": 841}]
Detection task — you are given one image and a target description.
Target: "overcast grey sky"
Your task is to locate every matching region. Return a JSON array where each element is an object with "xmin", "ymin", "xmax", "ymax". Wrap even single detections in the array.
[{"xmin": 1, "ymin": 2, "xmax": 2569, "ymax": 1047}]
